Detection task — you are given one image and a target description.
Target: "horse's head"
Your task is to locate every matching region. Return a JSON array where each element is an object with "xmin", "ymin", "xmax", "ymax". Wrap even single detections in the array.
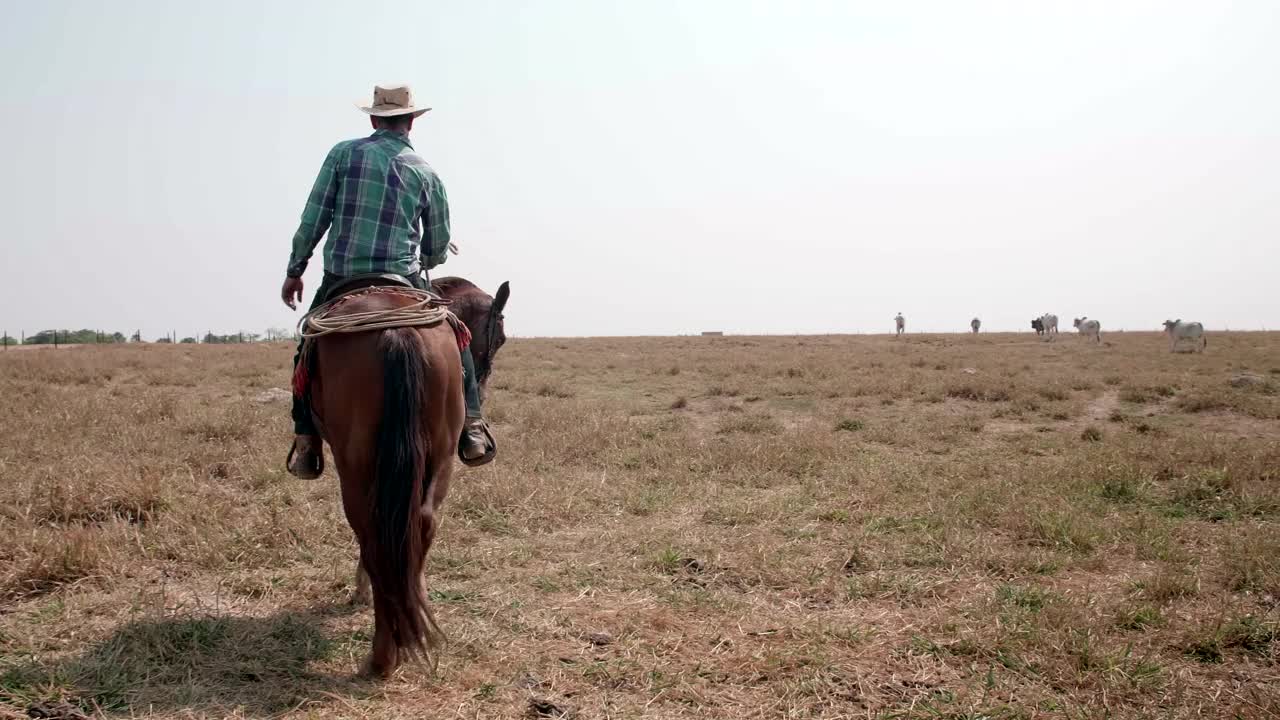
[
  {"xmin": 473, "ymin": 281, "xmax": 510, "ymax": 400},
  {"xmin": 432, "ymin": 277, "xmax": 511, "ymax": 404}
]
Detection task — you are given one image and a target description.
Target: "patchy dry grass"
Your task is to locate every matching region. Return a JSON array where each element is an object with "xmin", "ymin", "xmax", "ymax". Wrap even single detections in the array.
[{"xmin": 1, "ymin": 332, "xmax": 1279, "ymax": 718}]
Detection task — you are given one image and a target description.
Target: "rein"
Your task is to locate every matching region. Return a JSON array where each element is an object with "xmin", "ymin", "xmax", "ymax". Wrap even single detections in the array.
[{"xmin": 480, "ymin": 309, "xmax": 504, "ymax": 379}]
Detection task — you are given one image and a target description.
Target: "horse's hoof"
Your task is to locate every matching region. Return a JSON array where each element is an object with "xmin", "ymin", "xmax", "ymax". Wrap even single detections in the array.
[{"xmin": 359, "ymin": 655, "xmax": 395, "ymax": 680}]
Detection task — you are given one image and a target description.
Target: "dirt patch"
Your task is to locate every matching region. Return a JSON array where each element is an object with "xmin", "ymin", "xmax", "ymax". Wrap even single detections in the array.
[
  {"xmin": 984, "ymin": 418, "xmax": 1035, "ymax": 435},
  {"xmin": 1178, "ymin": 411, "xmax": 1280, "ymax": 440},
  {"xmin": 1084, "ymin": 390, "xmax": 1120, "ymax": 423}
]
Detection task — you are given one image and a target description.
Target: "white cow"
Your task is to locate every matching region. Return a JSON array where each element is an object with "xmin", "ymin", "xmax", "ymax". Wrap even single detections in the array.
[
  {"xmin": 971, "ymin": 318, "xmax": 981, "ymax": 334},
  {"xmin": 894, "ymin": 313, "xmax": 905, "ymax": 336},
  {"xmin": 1039, "ymin": 313, "xmax": 1059, "ymax": 339},
  {"xmin": 1072, "ymin": 317, "xmax": 1101, "ymax": 343},
  {"xmin": 1163, "ymin": 319, "xmax": 1206, "ymax": 353}
]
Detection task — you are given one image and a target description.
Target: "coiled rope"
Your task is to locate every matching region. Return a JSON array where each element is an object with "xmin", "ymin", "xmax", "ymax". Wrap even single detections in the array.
[{"xmin": 298, "ymin": 288, "xmax": 451, "ymax": 339}]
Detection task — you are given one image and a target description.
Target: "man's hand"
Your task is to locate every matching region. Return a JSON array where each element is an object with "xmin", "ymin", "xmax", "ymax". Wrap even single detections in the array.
[{"xmin": 281, "ymin": 276, "xmax": 304, "ymax": 310}]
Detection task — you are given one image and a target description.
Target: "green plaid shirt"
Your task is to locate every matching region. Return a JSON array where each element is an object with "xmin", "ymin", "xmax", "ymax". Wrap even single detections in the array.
[{"xmin": 287, "ymin": 130, "xmax": 451, "ymax": 278}]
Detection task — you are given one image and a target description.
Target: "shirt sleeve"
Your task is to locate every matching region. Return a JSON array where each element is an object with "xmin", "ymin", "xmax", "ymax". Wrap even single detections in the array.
[
  {"xmin": 420, "ymin": 174, "xmax": 452, "ymax": 270},
  {"xmin": 286, "ymin": 144, "xmax": 343, "ymax": 277}
]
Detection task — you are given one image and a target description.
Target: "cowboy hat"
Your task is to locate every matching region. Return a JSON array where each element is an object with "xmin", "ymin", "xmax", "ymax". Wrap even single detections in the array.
[{"xmin": 357, "ymin": 84, "xmax": 430, "ymax": 118}]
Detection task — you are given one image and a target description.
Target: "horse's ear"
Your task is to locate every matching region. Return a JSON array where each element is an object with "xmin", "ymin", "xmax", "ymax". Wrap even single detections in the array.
[{"xmin": 491, "ymin": 281, "xmax": 511, "ymax": 316}]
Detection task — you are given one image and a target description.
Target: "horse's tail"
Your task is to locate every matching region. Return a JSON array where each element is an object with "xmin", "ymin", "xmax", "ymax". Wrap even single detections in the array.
[{"xmin": 365, "ymin": 327, "xmax": 439, "ymax": 662}]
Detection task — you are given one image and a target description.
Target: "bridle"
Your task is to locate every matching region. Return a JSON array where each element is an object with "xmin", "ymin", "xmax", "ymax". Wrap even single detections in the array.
[
  {"xmin": 476, "ymin": 282, "xmax": 510, "ymax": 384},
  {"xmin": 477, "ymin": 307, "xmax": 503, "ymax": 383}
]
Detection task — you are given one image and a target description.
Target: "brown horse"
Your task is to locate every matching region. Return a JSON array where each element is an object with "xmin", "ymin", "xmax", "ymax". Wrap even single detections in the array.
[
  {"xmin": 310, "ymin": 289, "xmax": 465, "ymax": 677},
  {"xmin": 329, "ymin": 277, "xmax": 510, "ymax": 673}
]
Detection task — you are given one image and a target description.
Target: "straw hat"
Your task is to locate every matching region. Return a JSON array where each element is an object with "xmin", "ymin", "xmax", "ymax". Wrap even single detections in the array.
[{"xmin": 357, "ymin": 84, "xmax": 430, "ymax": 118}]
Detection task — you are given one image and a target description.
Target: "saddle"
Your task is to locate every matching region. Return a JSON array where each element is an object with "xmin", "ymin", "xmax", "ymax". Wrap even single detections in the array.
[
  {"xmin": 301, "ymin": 275, "xmax": 467, "ymax": 345},
  {"xmin": 325, "ymin": 272, "xmax": 415, "ymax": 299}
]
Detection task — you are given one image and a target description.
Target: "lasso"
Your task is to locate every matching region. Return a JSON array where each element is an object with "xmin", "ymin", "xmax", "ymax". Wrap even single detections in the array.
[{"xmin": 298, "ymin": 288, "xmax": 452, "ymax": 339}]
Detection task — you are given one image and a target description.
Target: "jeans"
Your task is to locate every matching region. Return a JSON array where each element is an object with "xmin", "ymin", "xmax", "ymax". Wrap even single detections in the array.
[{"xmin": 291, "ymin": 271, "xmax": 483, "ymax": 435}]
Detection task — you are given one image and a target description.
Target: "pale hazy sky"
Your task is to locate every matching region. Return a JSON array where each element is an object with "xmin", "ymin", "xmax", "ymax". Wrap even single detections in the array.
[{"xmin": 1, "ymin": 1, "xmax": 1277, "ymax": 337}]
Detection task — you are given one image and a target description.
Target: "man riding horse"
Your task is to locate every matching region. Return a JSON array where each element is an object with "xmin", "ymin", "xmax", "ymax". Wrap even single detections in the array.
[{"xmin": 281, "ymin": 84, "xmax": 493, "ymax": 477}]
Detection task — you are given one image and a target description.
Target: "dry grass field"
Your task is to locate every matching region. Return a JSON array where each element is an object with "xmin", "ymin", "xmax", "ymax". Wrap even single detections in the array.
[{"xmin": 1, "ymin": 332, "xmax": 1278, "ymax": 719}]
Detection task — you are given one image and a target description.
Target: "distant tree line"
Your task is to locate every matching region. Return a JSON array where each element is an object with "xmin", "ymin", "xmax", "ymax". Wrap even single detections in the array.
[
  {"xmin": 2, "ymin": 327, "xmax": 297, "ymax": 346},
  {"xmin": 22, "ymin": 329, "xmax": 127, "ymax": 345},
  {"xmin": 203, "ymin": 332, "xmax": 259, "ymax": 344}
]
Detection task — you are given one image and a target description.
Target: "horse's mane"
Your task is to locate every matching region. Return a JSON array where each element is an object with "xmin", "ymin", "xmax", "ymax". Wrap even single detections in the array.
[
  {"xmin": 432, "ymin": 276, "xmax": 481, "ymax": 296},
  {"xmin": 431, "ymin": 276, "xmax": 493, "ymax": 324}
]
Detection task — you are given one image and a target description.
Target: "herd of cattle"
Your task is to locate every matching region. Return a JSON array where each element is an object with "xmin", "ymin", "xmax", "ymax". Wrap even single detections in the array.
[{"xmin": 891, "ymin": 314, "xmax": 1209, "ymax": 352}]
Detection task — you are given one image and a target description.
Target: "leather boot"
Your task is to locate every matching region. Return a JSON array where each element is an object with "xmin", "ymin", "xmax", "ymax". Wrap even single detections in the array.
[
  {"xmin": 459, "ymin": 417, "xmax": 495, "ymax": 466},
  {"xmin": 287, "ymin": 434, "xmax": 324, "ymax": 479}
]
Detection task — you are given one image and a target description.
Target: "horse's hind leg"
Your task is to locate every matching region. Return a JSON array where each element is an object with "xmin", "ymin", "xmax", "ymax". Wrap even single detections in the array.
[
  {"xmin": 414, "ymin": 508, "xmax": 445, "ymax": 653},
  {"xmin": 418, "ymin": 461, "xmax": 455, "ymax": 651},
  {"xmin": 351, "ymin": 558, "xmax": 371, "ymax": 605},
  {"xmin": 363, "ymin": 590, "xmax": 400, "ymax": 678}
]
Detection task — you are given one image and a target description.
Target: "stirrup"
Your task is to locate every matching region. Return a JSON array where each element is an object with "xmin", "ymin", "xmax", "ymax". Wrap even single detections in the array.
[
  {"xmin": 286, "ymin": 440, "xmax": 324, "ymax": 479},
  {"xmin": 459, "ymin": 420, "xmax": 496, "ymax": 467}
]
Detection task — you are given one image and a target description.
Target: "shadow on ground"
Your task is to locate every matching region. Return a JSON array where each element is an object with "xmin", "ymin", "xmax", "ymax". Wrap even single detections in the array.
[{"xmin": 1, "ymin": 604, "xmax": 373, "ymax": 717}]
